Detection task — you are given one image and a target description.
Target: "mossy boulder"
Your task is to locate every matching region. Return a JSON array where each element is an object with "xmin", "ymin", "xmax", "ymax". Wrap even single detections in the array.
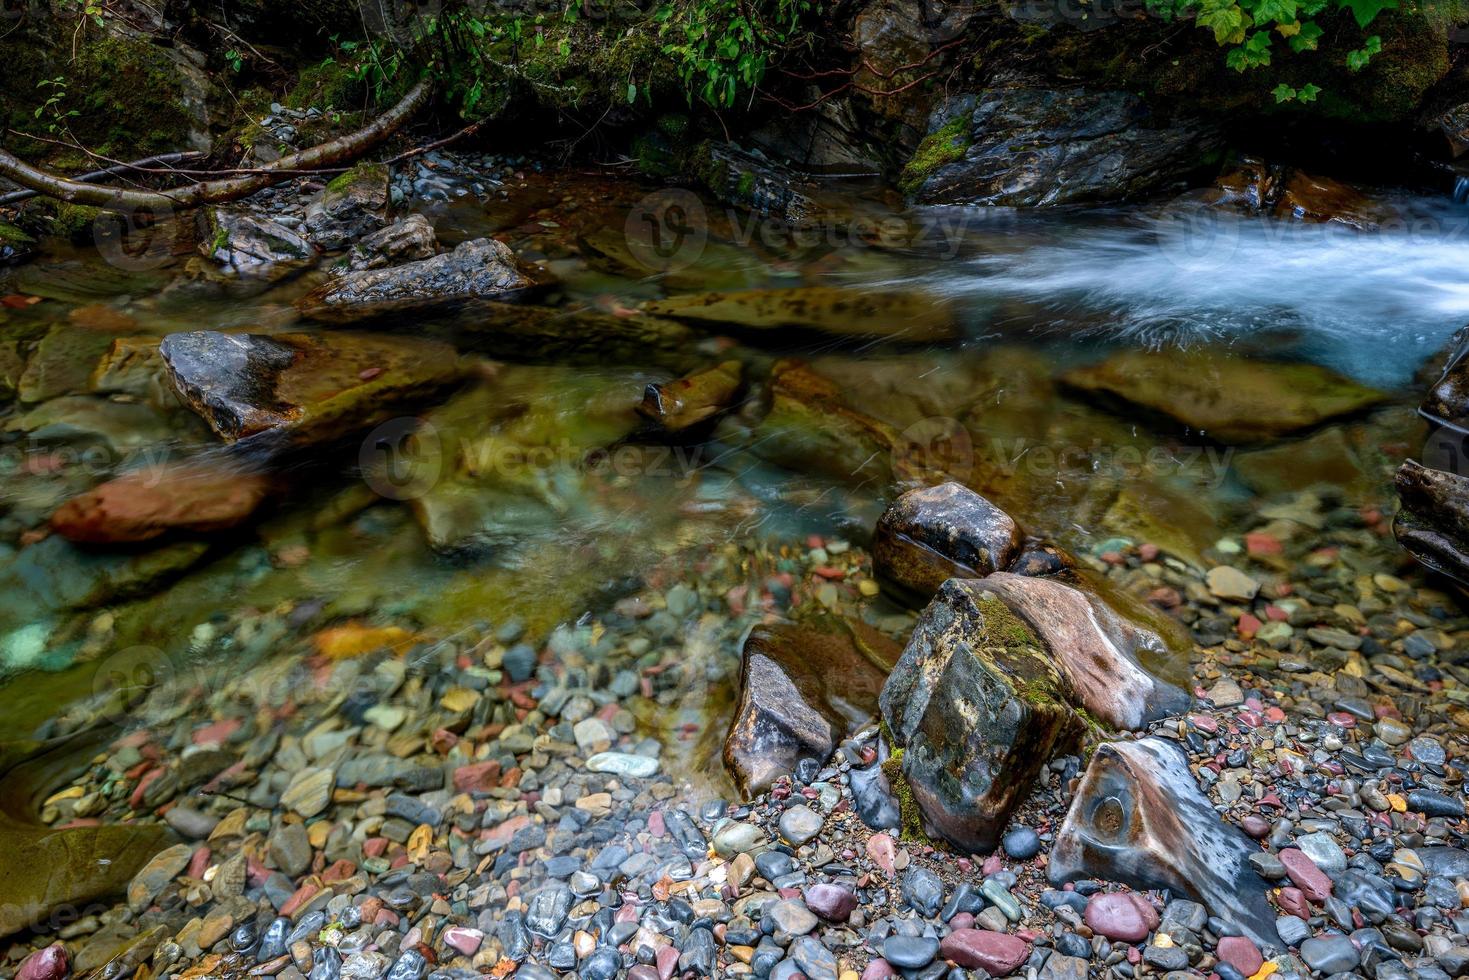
[{"xmin": 880, "ymin": 578, "xmax": 1088, "ymax": 853}]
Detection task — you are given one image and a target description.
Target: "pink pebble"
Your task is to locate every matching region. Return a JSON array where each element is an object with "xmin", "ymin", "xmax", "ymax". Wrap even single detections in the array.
[{"xmin": 442, "ymin": 926, "xmax": 483, "ymax": 956}]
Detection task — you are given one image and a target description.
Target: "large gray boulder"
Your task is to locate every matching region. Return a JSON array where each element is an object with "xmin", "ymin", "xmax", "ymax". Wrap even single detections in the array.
[{"xmin": 910, "ymin": 83, "xmax": 1220, "ymax": 206}]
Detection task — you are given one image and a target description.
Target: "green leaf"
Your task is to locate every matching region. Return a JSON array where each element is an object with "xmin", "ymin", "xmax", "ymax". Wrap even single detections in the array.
[
  {"xmin": 1288, "ymin": 19, "xmax": 1323, "ymax": 49},
  {"xmin": 1298, "ymin": 81, "xmax": 1322, "ymax": 100},
  {"xmin": 1198, "ymin": 0, "xmax": 1247, "ymax": 42},
  {"xmin": 1337, "ymin": 0, "xmax": 1395, "ymax": 27},
  {"xmin": 627, "ymin": 82, "xmax": 638, "ymax": 102},
  {"xmin": 1272, "ymin": 82, "xmax": 1298, "ymax": 100}
]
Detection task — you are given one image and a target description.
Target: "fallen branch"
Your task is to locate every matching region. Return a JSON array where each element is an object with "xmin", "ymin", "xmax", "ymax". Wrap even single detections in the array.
[
  {"xmin": 0, "ymin": 77, "xmax": 434, "ymax": 215},
  {"xmin": 0, "ymin": 151, "xmax": 206, "ymax": 207}
]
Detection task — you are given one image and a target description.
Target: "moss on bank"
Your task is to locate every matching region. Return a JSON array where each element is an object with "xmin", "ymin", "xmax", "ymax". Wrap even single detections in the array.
[{"xmin": 898, "ymin": 116, "xmax": 971, "ymax": 196}]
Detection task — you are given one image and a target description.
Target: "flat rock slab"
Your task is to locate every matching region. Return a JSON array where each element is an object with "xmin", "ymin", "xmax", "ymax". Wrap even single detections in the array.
[
  {"xmin": 298, "ymin": 238, "xmax": 530, "ymax": 323},
  {"xmin": 1061, "ymin": 349, "xmax": 1386, "ymax": 443},
  {"xmin": 50, "ymin": 460, "xmax": 270, "ymax": 544},
  {"xmin": 643, "ymin": 287, "xmax": 957, "ymax": 342},
  {"xmin": 724, "ymin": 614, "xmax": 900, "ymax": 795},
  {"xmin": 1048, "ymin": 736, "xmax": 1281, "ymax": 950},
  {"xmin": 160, "ymin": 330, "xmax": 466, "ymax": 445}
]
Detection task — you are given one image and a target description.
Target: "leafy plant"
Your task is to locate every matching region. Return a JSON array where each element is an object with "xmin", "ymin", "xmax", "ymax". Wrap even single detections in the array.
[
  {"xmin": 1146, "ymin": 0, "xmax": 1397, "ymax": 95},
  {"xmin": 34, "ymin": 77, "xmax": 79, "ymax": 134},
  {"xmin": 656, "ymin": 0, "xmax": 819, "ymax": 108}
]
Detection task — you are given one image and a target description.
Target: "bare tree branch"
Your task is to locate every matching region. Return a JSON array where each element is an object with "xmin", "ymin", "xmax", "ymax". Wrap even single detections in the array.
[{"xmin": 0, "ymin": 77, "xmax": 434, "ymax": 215}]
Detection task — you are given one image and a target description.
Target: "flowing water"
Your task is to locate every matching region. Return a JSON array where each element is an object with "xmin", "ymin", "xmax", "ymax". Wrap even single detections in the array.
[{"xmin": 0, "ymin": 169, "xmax": 1463, "ymax": 798}]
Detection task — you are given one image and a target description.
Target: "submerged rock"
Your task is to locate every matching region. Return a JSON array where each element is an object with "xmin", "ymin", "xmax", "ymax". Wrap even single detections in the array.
[
  {"xmin": 448, "ymin": 302, "xmax": 695, "ymax": 365},
  {"xmin": 1048, "ymin": 736, "xmax": 1280, "ymax": 950},
  {"xmin": 0, "ymin": 535, "xmax": 208, "ymax": 622},
  {"xmin": 1210, "ymin": 156, "xmax": 1391, "ymax": 229},
  {"xmin": 203, "ymin": 209, "xmax": 317, "ymax": 280},
  {"xmin": 50, "ymin": 460, "xmax": 271, "ymax": 544},
  {"xmin": 879, "ymin": 578, "xmax": 1086, "ymax": 852},
  {"xmin": 1061, "ymin": 349, "xmax": 1387, "ymax": 443},
  {"xmin": 1394, "ymin": 460, "xmax": 1469, "ymax": 586},
  {"xmin": 724, "ymin": 615, "xmax": 900, "ymax": 795},
  {"xmin": 305, "ymin": 163, "xmax": 390, "ymax": 249},
  {"xmin": 873, "ymin": 482, "xmax": 1022, "ymax": 599},
  {"xmin": 746, "ymin": 359, "xmax": 902, "ymax": 487},
  {"xmin": 643, "ymin": 287, "xmax": 956, "ymax": 342},
  {"xmin": 638, "ymin": 360, "xmax": 744, "ymax": 433},
  {"xmin": 159, "ymin": 330, "xmax": 465, "ymax": 444},
  {"xmin": 911, "ymin": 85, "xmax": 1219, "ymax": 206},
  {"xmin": 344, "ymin": 214, "xmax": 438, "ymax": 272},
  {"xmin": 1421, "ymin": 330, "xmax": 1469, "ymax": 432},
  {"xmin": 297, "ymin": 238, "xmax": 530, "ymax": 323},
  {"xmin": 979, "ymin": 572, "xmax": 1190, "ymax": 730}
]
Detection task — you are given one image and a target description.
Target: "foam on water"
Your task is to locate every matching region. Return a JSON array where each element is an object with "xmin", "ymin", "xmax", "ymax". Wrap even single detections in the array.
[{"xmin": 912, "ymin": 199, "xmax": 1469, "ymax": 387}]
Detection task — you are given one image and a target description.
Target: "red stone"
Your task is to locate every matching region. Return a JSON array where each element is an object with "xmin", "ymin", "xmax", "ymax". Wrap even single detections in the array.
[
  {"xmin": 1083, "ymin": 892, "xmax": 1159, "ymax": 943},
  {"xmin": 861, "ymin": 961, "xmax": 898, "ymax": 980},
  {"xmin": 279, "ymin": 882, "xmax": 320, "ymax": 917},
  {"xmin": 1217, "ymin": 936, "xmax": 1264, "ymax": 976},
  {"xmin": 1237, "ymin": 613, "xmax": 1262, "ymax": 638},
  {"xmin": 193, "ymin": 719, "xmax": 242, "ymax": 746},
  {"xmin": 939, "ymin": 929, "xmax": 1030, "ymax": 975},
  {"xmin": 1279, "ymin": 848, "xmax": 1332, "ymax": 902},
  {"xmin": 452, "ymin": 761, "xmax": 502, "ymax": 794},
  {"xmin": 1276, "ymin": 886, "xmax": 1310, "ymax": 919},
  {"xmin": 17, "ymin": 944, "xmax": 67, "ymax": 980}
]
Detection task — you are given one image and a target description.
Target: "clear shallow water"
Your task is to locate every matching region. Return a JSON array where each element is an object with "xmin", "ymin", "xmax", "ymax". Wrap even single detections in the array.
[{"xmin": 0, "ymin": 170, "xmax": 1459, "ymax": 790}]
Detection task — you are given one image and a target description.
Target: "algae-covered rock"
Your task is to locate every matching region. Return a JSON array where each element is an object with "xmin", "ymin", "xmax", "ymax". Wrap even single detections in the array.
[
  {"xmin": 1061, "ymin": 349, "xmax": 1387, "ymax": 443},
  {"xmin": 297, "ymin": 239, "xmax": 530, "ymax": 322},
  {"xmin": 724, "ymin": 615, "xmax": 901, "ymax": 795},
  {"xmin": 880, "ymin": 579, "xmax": 1087, "ymax": 853},
  {"xmin": 978, "ymin": 572, "xmax": 1191, "ymax": 731},
  {"xmin": 643, "ymin": 287, "xmax": 956, "ymax": 342},
  {"xmin": 746, "ymin": 359, "xmax": 903, "ymax": 487},
  {"xmin": 7, "ymin": 396, "xmax": 177, "ymax": 452},
  {"xmin": 446, "ymin": 302, "xmax": 695, "ymax": 365},
  {"xmin": 17, "ymin": 324, "xmax": 121, "ymax": 404},
  {"xmin": 638, "ymin": 361, "xmax": 744, "ymax": 433},
  {"xmin": 159, "ymin": 330, "xmax": 467, "ymax": 445}
]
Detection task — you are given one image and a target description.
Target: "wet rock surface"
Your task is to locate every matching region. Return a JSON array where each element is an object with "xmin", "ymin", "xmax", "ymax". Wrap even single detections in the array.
[
  {"xmin": 873, "ymin": 482, "xmax": 1022, "ymax": 599},
  {"xmin": 912, "ymin": 84, "xmax": 1221, "ymax": 206},
  {"xmin": 160, "ymin": 330, "xmax": 466, "ymax": 444},
  {"xmin": 724, "ymin": 615, "xmax": 899, "ymax": 795},
  {"xmin": 50, "ymin": 460, "xmax": 271, "ymax": 543},
  {"xmin": 1062, "ymin": 349, "xmax": 1388, "ymax": 442},
  {"xmin": 880, "ymin": 578, "xmax": 1087, "ymax": 852},
  {"xmin": 1049, "ymin": 737, "xmax": 1280, "ymax": 948},
  {"xmin": 203, "ymin": 209, "xmax": 318, "ymax": 280},
  {"xmin": 298, "ymin": 238, "xmax": 530, "ymax": 323}
]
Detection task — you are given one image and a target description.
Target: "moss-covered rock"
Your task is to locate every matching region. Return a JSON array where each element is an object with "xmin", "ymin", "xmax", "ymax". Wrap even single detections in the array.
[
  {"xmin": 897, "ymin": 114, "xmax": 970, "ymax": 196},
  {"xmin": 880, "ymin": 578, "xmax": 1087, "ymax": 853}
]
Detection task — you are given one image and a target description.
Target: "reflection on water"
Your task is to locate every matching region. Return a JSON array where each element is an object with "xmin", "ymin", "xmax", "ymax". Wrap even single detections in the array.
[{"xmin": 0, "ymin": 170, "xmax": 1454, "ymax": 790}]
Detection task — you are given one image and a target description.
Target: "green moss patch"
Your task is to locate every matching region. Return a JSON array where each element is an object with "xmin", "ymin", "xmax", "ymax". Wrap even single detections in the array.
[{"xmin": 898, "ymin": 116, "xmax": 971, "ymax": 196}]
